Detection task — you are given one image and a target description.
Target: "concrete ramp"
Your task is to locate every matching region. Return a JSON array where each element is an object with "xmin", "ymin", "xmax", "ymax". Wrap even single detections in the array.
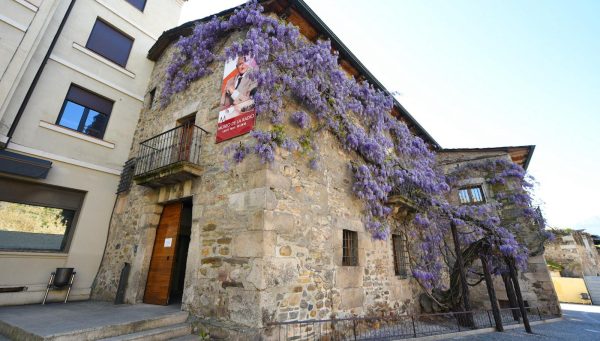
[
  {"xmin": 0, "ymin": 301, "xmax": 191, "ymax": 340},
  {"xmin": 584, "ymin": 276, "xmax": 600, "ymax": 305}
]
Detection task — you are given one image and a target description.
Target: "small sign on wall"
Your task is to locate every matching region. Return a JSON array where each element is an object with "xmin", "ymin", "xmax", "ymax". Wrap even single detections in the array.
[{"xmin": 164, "ymin": 238, "xmax": 172, "ymax": 248}]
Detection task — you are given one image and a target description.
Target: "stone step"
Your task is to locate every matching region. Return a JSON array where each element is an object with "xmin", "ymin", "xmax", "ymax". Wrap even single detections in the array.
[
  {"xmin": 99, "ymin": 323, "xmax": 191, "ymax": 341},
  {"xmin": 166, "ymin": 334, "xmax": 200, "ymax": 341},
  {"xmin": 46, "ymin": 311, "xmax": 189, "ymax": 341}
]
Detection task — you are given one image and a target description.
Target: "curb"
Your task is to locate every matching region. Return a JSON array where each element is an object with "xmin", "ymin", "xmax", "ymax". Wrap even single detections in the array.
[{"xmin": 406, "ymin": 317, "xmax": 563, "ymax": 341}]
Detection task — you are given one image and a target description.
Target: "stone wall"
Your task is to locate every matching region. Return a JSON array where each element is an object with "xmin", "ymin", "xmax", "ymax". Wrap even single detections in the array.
[
  {"xmin": 92, "ymin": 22, "xmax": 561, "ymax": 337},
  {"xmin": 545, "ymin": 232, "xmax": 600, "ymax": 277},
  {"xmin": 437, "ymin": 150, "xmax": 560, "ymax": 313},
  {"xmin": 92, "ymin": 30, "xmax": 421, "ymax": 333},
  {"xmin": 258, "ymin": 128, "xmax": 420, "ymax": 326}
]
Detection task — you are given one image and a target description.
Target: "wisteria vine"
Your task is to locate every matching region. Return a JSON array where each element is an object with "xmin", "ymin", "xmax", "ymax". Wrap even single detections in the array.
[{"xmin": 159, "ymin": 1, "xmax": 548, "ymax": 293}]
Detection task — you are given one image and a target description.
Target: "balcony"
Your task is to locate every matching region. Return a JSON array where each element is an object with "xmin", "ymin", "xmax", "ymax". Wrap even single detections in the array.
[
  {"xmin": 388, "ymin": 180, "xmax": 420, "ymax": 214},
  {"xmin": 134, "ymin": 124, "xmax": 208, "ymax": 187}
]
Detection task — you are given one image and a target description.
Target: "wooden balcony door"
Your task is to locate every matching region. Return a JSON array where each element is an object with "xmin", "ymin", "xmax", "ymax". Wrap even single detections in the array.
[
  {"xmin": 143, "ymin": 202, "xmax": 183, "ymax": 305},
  {"xmin": 175, "ymin": 114, "xmax": 195, "ymax": 163}
]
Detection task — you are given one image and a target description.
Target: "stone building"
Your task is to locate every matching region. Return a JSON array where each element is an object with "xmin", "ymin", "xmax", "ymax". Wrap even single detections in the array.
[
  {"xmin": 0, "ymin": 0, "xmax": 184, "ymax": 305},
  {"xmin": 545, "ymin": 230, "xmax": 600, "ymax": 277},
  {"xmin": 437, "ymin": 147, "xmax": 560, "ymax": 312},
  {"xmin": 91, "ymin": 1, "xmax": 436, "ymax": 332},
  {"xmin": 90, "ymin": 0, "xmax": 560, "ymax": 337}
]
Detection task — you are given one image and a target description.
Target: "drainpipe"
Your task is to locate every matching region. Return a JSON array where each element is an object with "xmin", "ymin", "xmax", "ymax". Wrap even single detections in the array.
[{"xmin": 2, "ymin": 0, "xmax": 76, "ymax": 149}]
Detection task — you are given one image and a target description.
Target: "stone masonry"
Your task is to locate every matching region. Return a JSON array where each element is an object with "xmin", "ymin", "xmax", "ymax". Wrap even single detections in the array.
[
  {"xmin": 92, "ymin": 30, "xmax": 421, "ymax": 335},
  {"xmin": 437, "ymin": 150, "xmax": 560, "ymax": 313},
  {"xmin": 545, "ymin": 231, "xmax": 600, "ymax": 278},
  {"xmin": 91, "ymin": 13, "xmax": 560, "ymax": 339}
]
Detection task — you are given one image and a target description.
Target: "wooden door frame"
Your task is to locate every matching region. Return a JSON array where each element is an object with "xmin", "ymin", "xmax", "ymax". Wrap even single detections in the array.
[{"xmin": 143, "ymin": 201, "xmax": 183, "ymax": 305}]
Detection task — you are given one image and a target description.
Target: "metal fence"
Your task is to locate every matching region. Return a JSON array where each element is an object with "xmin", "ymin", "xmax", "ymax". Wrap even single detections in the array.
[
  {"xmin": 134, "ymin": 124, "xmax": 208, "ymax": 177},
  {"xmin": 389, "ymin": 180, "xmax": 421, "ymax": 204},
  {"xmin": 266, "ymin": 306, "xmax": 560, "ymax": 340},
  {"xmin": 498, "ymin": 305, "xmax": 560, "ymax": 326}
]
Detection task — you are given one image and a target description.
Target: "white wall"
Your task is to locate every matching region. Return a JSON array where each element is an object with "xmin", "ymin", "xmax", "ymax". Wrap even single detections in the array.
[{"xmin": 0, "ymin": 0, "xmax": 184, "ymax": 305}]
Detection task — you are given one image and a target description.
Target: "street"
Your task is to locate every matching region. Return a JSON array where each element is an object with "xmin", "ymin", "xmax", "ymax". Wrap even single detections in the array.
[{"xmin": 451, "ymin": 304, "xmax": 600, "ymax": 340}]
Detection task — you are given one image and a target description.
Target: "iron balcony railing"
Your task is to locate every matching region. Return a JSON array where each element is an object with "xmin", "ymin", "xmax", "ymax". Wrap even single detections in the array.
[
  {"xmin": 134, "ymin": 124, "xmax": 208, "ymax": 177},
  {"xmin": 389, "ymin": 180, "xmax": 421, "ymax": 204}
]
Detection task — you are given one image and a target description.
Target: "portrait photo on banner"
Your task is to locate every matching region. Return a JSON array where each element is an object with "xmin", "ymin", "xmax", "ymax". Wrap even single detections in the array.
[{"xmin": 216, "ymin": 54, "xmax": 258, "ymax": 143}]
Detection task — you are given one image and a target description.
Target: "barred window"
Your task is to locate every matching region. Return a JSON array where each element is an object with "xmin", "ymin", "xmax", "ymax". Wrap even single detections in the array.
[
  {"xmin": 392, "ymin": 234, "xmax": 409, "ymax": 278},
  {"xmin": 458, "ymin": 186, "xmax": 485, "ymax": 204},
  {"xmin": 342, "ymin": 230, "xmax": 358, "ymax": 266},
  {"xmin": 117, "ymin": 159, "xmax": 136, "ymax": 193}
]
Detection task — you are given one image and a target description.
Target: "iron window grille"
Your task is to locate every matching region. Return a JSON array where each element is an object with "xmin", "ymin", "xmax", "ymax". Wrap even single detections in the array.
[
  {"xmin": 117, "ymin": 158, "xmax": 136, "ymax": 193},
  {"xmin": 458, "ymin": 185, "xmax": 485, "ymax": 204},
  {"xmin": 342, "ymin": 229, "xmax": 358, "ymax": 266},
  {"xmin": 392, "ymin": 233, "xmax": 409, "ymax": 278}
]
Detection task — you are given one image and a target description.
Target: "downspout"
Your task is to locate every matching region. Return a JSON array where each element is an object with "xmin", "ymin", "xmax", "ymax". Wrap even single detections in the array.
[{"xmin": 2, "ymin": 0, "xmax": 76, "ymax": 149}]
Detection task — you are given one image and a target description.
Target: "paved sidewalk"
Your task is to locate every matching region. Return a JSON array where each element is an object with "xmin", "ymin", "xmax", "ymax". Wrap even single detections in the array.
[
  {"xmin": 0, "ymin": 301, "xmax": 181, "ymax": 338},
  {"xmin": 449, "ymin": 304, "xmax": 600, "ymax": 340}
]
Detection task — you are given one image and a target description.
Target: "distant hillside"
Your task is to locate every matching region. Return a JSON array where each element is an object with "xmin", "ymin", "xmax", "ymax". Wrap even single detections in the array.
[{"xmin": 0, "ymin": 202, "xmax": 71, "ymax": 235}]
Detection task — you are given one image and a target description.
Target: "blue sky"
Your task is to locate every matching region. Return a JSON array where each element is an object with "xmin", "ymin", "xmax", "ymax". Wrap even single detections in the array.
[{"xmin": 180, "ymin": 1, "xmax": 600, "ymax": 235}]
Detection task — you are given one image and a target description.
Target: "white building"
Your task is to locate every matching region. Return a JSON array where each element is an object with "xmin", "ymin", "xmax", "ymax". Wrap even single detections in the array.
[{"xmin": 0, "ymin": 0, "xmax": 184, "ymax": 305}]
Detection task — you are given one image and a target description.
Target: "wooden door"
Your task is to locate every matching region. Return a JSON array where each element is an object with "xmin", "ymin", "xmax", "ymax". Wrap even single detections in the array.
[
  {"xmin": 176, "ymin": 115, "xmax": 195, "ymax": 162},
  {"xmin": 143, "ymin": 202, "xmax": 183, "ymax": 305}
]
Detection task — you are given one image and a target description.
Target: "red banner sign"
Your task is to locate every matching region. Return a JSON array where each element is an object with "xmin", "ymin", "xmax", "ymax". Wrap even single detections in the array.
[
  {"xmin": 216, "ymin": 55, "xmax": 258, "ymax": 143},
  {"xmin": 216, "ymin": 111, "xmax": 256, "ymax": 143}
]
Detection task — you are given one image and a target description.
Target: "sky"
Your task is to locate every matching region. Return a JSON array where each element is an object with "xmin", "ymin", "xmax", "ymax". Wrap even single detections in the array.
[{"xmin": 179, "ymin": 1, "xmax": 600, "ymax": 235}]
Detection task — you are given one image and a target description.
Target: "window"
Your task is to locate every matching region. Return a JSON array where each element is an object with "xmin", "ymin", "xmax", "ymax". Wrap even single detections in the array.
[
  {"xmin": 56, "ymin": 84, "xmax": 114, "ymax": 139},
  {"xmin": 392, "ymin": 234, "xmax": 409, "ymax": 278},
  {"xmin": 117, "ymin": 158, "xmax": 136, "ymax": 193},
  {"xmin": 147, "ymin": 88, "xmax": 156, "ymax": 109},
  {"xmin": 342, "ymin": 229, "xmax": 358, "ymax": 266},
  {"xmin": 0, "ymin": 178, "xmax": 84, "ymax": 252},
  {"xmin": 125, "ymin": 0, "xmax": 146, "ymax": 11},
  {"xmin": 86, "ymin": 19, "xmax": 133, "ymax": 67},
  {"xmin": 458, "ymin": 186, "xmax": 485, "ymax": 204}
]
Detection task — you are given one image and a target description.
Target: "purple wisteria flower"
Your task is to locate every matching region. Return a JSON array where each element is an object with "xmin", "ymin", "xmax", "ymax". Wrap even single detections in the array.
[
  {"xmin": 158, "ymin": 0, "xmax": 542, "ymax": 292},
  {"xmin": 291, "ymin": 111, "xmax": 310, "ymax": 129}
]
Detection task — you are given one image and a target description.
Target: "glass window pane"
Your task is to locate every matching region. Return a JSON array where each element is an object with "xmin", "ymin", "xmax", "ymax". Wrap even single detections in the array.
[
  {"xmin": 66, "ymin": 85, "xmax": 113, "ymax": 115},
  {"xmin": 57, "ymin": 101, "xmax": 85, "ymax": 130},
  {"xmin": 83, "ymin": 110, "xmax": 108, "ymax": 138},
  {"xmin": 471, "ymin": 187, "xmax": 484, "ymax": 202},
  {"xmin": 126, "ymin": 0, "xmax": 146, "ymax": 11},
  {"xmin": 86, "ymin": 20, "xmax": 133, "ymax": 67},
  {"xmin": 458, "ymin": 189, "xmax": 470, "ymax": 204},
  {"xmin": 0, "ymin": 201, "xmax": 75, "ymax": 251}
]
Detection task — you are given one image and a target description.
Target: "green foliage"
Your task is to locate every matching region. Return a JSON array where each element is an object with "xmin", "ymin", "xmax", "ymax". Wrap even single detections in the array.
[
  {"xmin": 546, "ymin": 259, "xmax": 564, "ymax": 271},
  {"xmin": 197, "ymin": 329, "xmax": 210, "ymax": 340},
  {"xmin": 549, "ymin": 227, "xmax": 574, "ymax": 237},
  {"xmin": 0, "ymin": 202, "xmax": 68, "ymax": 234},
  {"xmin": 270, "ymin": 125, "xmax": 286, "ymax": 146}
]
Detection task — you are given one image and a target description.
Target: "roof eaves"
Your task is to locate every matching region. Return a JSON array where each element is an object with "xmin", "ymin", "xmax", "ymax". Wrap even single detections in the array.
[
  {"xmin": 147, "ymin": 0, "xmax": 440, "ymax": 149},
  {"xmin": 440, "ymin": 145, "xmax": 536, "ymax": 170},
  {"xmin": 291, "ymin": 0, "xmax": 440, "ymax": 149}
]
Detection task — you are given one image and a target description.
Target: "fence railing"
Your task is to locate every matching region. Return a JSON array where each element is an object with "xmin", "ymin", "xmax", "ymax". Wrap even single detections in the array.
[
  {"xmin": 389, "ymin": 180, "xmax": 421, "ymax": 205},
  {"xmin": 498, "ymin": 305, "xmax": 558, "ymax": 326},
  {"xmin": 266, "ymin": 306, "xmax": 560, "ymax": 340},
  {"xmin": 134, "ymin": 124, "xmax": 208, "ymax": 177}
]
